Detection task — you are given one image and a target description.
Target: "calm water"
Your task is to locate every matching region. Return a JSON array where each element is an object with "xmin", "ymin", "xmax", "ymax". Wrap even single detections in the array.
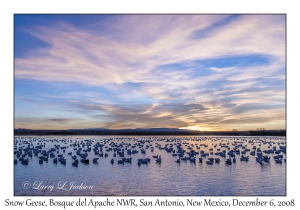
[{"xmin": 14, "ymin": 135, "xmax": 286, "ymax": 196}]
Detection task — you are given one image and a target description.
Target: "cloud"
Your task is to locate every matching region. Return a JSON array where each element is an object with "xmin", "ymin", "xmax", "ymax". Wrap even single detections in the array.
[
  {"xmin": 15, "ymin": 15, "xmax": 285, "ymax": 85},
  {"xmin": 210, "ymin": 67, "xmax": 235, "ymax": 72},
  {"xmin": 14, "ymin": 15, "xmax": 286, "ymax": 131},
  {"xmin": 153, "ymin": 111, "xmax": 173, "ymax": 118},
  {"xmin": 47, "ymin": 118, "xmax": 72, "ymax": 123},
  {"xmin": 141, "ymin": 103, "xmax": 160, "ymax": 114},
  {"xmin": 15, "ymin": 117, "xmax": 83, "ymax": 130}
]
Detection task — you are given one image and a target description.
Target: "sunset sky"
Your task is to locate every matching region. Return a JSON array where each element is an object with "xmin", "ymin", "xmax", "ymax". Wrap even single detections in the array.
[{"xmin": 14, "ymin": 14, "xmax": 286, "ymax": 131}]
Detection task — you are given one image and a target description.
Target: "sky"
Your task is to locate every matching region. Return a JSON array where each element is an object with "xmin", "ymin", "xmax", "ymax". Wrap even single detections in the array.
[{"xmin": 14, "ymin": 14, "xmax": 286, "ymax": 131}]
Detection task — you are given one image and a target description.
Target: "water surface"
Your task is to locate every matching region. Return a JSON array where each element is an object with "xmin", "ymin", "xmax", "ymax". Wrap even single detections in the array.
[{"xmin": 14, "ymin": 135, "xmax": 286, "ymax": 196}]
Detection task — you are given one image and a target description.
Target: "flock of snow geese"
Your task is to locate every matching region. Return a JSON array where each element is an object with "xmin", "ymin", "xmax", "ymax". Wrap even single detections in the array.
[{"xmin": 14, "ymin": 136, "xmax": 286, "ymax": 167}]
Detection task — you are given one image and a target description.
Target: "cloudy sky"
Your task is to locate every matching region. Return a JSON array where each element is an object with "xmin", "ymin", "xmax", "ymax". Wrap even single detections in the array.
[{"xmin": 14, "ymin": 14, "xmax": 286, "ymax": 131}]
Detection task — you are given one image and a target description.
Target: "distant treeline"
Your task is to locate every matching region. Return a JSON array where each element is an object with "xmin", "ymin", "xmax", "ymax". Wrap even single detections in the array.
[
  {"xmin": 248, "ymin": 130, "xmax": 286, "ymax": 136},
  {"xmin": 14, "ymin": 128, "xmax": 286, "ymax": 136}
]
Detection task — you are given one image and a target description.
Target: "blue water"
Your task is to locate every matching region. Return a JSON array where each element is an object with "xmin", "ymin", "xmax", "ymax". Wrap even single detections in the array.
[{"xmin": 14, "ymin": 135, "xmax": 286, "ymax": 196}]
